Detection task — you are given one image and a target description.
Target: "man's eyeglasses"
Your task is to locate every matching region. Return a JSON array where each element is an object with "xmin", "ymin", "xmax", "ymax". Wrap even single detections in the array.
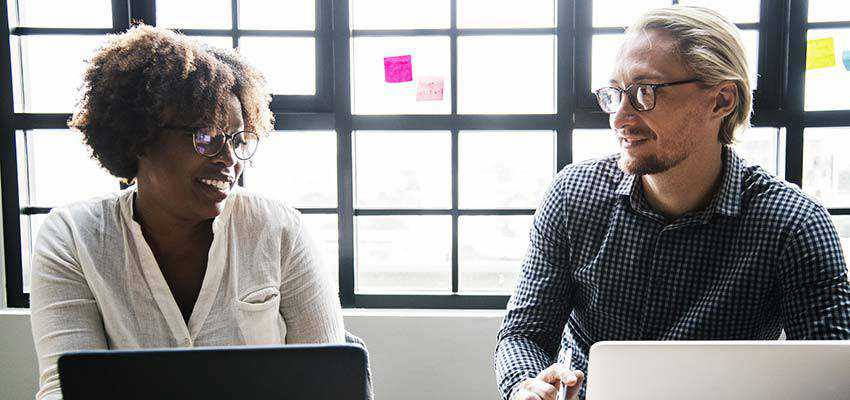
[
  {"xmin": 166, "ymin": 127, "xmax": 260, "ymax": 160},
  {"xmin": 593, "ymin": 78, "xmax": 701, "ymax": 114}
]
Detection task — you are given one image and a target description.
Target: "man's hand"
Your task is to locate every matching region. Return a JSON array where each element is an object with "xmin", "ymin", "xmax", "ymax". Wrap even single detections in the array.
[{"xmin": 511, "ymin": 363, "xmax": 585, "ymax": 400}]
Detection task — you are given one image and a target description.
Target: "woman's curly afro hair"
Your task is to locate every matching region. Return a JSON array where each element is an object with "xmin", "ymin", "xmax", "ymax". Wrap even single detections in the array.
[{"xmin": 68, "ymin": 24, "xmax": 274, "ymax": 181}]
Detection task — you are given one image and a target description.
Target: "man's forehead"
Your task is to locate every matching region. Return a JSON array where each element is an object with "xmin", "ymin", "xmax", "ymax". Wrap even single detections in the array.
[{"xmin": 610, "ymin": 30, "xmax": 683, "ymax": 84}]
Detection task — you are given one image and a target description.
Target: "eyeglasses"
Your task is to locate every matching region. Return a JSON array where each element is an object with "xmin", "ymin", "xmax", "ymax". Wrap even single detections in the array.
[
  {"xmin": 166, "ymin": 127, "xmax": 260, "ymax": 160},
  {"xmin": 593, "ymin": 78, "xmax": 701, "ymax": 114}
]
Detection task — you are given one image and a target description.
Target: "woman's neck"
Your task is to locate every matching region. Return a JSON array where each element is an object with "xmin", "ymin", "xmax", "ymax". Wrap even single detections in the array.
[{"xmin": 133, "ymin": 188, "xmax": 211, "ymax": 250}]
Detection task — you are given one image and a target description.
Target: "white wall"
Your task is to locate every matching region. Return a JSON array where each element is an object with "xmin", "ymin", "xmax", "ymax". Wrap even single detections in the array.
[
  {"xmin": 0, "ymin": 309, "xmax": 505, "ymax": 400},
  {"xmin": 0, "ymin": 310, "xmax": 39, "ymax": 400}
]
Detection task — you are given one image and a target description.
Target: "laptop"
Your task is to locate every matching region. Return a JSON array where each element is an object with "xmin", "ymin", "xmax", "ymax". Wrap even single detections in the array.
[
  {"xmin": 586, "ymin": 341, "xmax": 850, "ymax": 400},
  {"xmin": 58, "ymin": 344, "xmax": 369, "ymax": 400}
]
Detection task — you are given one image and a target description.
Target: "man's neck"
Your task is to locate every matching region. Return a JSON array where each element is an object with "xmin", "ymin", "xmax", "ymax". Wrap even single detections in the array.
[{"xmin": 641, "ymin": 145, "xmax": 724, "ymax": 220}]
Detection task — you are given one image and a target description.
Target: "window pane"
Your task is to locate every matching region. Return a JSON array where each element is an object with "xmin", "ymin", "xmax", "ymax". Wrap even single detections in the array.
[
  {"xmin": 809, "ymin": 0, "xmax": 850, "ymax": 23},
  {"xmin": 351, "ymin": 0, "xmax": 449, "ymax": 29},
  {"xmin": 677, "ymin": 0, "xmax": 760, "ymax": 23},
  {"xmin": 459, "ymin": 215, "xmax": 532, "ymax": 293},
  {"xmin": 459, "ymin": 131, "xmax": 555, "ymax": 209},
  {"xmin": 592, "ymin": 0, "xmax": 669, "ymax": 28},
  {"xmin": 17, "ymin": 0, "xmax": 111, "ymax": 28},
  {"xmin": 733, "ymin": 127, "xmax": 785, "ymax": 177},
  {"xmin": 301, "ymin": 214, "xmax": 339, "ymax": 285},
  {"xmin": 356, "ymin": 216, "xmax": 451, "ymax": 292},
  {"xmin": 740, "ymin": 30, "xmax": 759, "ymax": 89},
  {"xmin": 23, "ymin": 130, "xmax": 118, "ymax": 206},
  {"xmin": 833, "ymin": 216, "xmax": 850, "ymax": 270},
  {"xmin": 805, "ymin": 29, "xmax": 850, "ymax": 111},
  {"xmin": 458, "ymin": 35, "xmax": 555, "ymax": 114},
  {"xmin": 591, "ymin": 33, "xmax": 624, "ymax": 93},
  {"xmin": 18, "ymin": 35, "xmax": 107, "ymax": 113},
  {"xmin": 457, "ymin": 0, "xmax": 555, "ymax": 28},
  {"xmin": 354, "ymin": 131, "xmax": 451, "ymax": 208},
  {"xmin": 189, "ymin": 35, "xmax": 233, "ymax": 50},
  {"xmin": 239, "ymin": 0, "xmax": 315, "ymax": 30},
  {"xmin": 238, "ymin": 37, "xmax": 316, "ymax": 95},
  {"xmin": 803, "ymin": 128, "xmax": 850, "ymax": 208},
  {"xmin": 246, "ymin": 131, "xmax": 337, "ymax": 208},
  {"xmin": 21, "ymin": 213, "xmax": 47, "ymax": 294},
  {"xmin": 573, "ymin": 129, "xmax": 618, "ymax": 163},
  {"xmin": 592, "ymin": 30, "xmax": 758, "ymax": 92},
  {"xmin": 156, "ymin": 0, "xmax": 231, "ymax": 29},
  {"xmin": 351, "ymin": 36, "xmax": 451, "ymax": 115}
]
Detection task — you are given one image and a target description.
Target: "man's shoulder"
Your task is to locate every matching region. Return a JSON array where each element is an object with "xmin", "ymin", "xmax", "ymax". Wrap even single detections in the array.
[
  {"xmin": 552, "ymin": 153, "xmax": 626, "ymax": 201},
  {"xmin": 739, "ymin": 164, "xmax": 825, "ymax": 226}
]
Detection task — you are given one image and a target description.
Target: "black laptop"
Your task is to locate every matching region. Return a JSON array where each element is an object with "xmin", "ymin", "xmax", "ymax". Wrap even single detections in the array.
[{"xmin": 57, "ymin": 344, "xmax": 369, "ymax": 400}]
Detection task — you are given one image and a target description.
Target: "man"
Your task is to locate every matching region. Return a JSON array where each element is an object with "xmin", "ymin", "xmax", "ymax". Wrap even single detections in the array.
[{"xmin": 494, "ymin": 6, "xmax": 850, "ymax": 400}]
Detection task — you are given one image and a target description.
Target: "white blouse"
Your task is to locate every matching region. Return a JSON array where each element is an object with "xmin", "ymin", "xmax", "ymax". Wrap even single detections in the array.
[{"xmin": 29, "ymin": 187, "xmax": 345, "ymax": 400}]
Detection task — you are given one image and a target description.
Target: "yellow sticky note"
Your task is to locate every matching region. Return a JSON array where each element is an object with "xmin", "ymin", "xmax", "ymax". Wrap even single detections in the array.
[{"xmin": 807, "ymin": 37, "xmax": 836, "ymax": 70}]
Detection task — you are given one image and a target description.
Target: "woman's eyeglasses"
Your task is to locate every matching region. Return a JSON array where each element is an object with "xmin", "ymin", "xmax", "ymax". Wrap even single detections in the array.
[{"xmin": 165, "ymin": 127, "xmax": 260, "ymax": 160}]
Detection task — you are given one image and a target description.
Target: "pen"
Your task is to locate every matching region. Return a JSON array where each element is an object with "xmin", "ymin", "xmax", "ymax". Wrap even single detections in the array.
[{"xmin": 558, "ymin": 346, "xmax": 574, "ymax": 400}]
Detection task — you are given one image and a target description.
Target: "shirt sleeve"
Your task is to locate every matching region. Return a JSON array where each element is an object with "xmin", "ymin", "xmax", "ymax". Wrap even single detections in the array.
[
  {"xmin": 494, "ymin": 171, "xmax": 575, "ymax": 400},
  {"xmin": 779, "ymin": 204, "xmax": 850, "ymax": 339},
  {"xmin": 29, "ymin": 210, "xmax": 109, "ymax": 400},
  {"xmin": 278, "ymin": 210, "xmax": 345, "ymax": 344}
]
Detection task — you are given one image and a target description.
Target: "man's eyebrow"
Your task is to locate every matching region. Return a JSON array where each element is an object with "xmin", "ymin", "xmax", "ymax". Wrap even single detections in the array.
[
  {"xmin": 609, "ymin": 73, "xmax": 666, "ymax": 86},
  {"xmin": 631, "ymin": 73, "xmax": 665, "ymax": 82}
]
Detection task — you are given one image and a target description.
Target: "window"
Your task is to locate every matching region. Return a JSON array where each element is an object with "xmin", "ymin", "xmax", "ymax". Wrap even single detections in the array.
[
  {"xmin": 154, "ymin": 0, "xmax": 331, "ymax": 107},
  {"xmin": 3, "ymin": 0, "xmax": 848, "ymax": 308},
  {"xmin": 803, "ymin": 128, "xmax": 850, "ymax": 208},
  {"xmin": 458, "ymin": 131, "xmax": 555, "ymax": 209},
  {"xmin": 804, "ymin": 29, "xmax": 850, "ymax": 111},
  {"xmin": 458, "ymin": 35, "xmax": 556, "ymax": 114},
  {"xmin": 802, "ymin": 3, "xmax": 850, "ymax": 275}
]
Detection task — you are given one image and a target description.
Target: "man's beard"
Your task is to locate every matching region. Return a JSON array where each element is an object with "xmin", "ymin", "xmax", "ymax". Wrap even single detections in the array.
[{"xmin": 618, "ymin": 150, "xmax": 687, "ymax": 175}]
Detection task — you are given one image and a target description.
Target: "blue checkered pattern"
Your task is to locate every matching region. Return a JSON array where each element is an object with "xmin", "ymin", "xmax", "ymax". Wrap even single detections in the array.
[{"xmin": 494, "ymin": 147, "xmax": 850, "ymax": 400}]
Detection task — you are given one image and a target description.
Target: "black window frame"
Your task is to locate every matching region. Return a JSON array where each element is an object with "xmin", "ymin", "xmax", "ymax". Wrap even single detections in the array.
[{"xmin": 3, "ymin": 0, "xmax": 849, "ymax": 309}]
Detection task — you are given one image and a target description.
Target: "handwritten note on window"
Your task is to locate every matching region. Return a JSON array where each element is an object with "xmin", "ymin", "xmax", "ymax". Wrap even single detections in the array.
[
  {"xmin": 807, "ymin": 37, "xmax": 836, "ymax": 70},
  {"xmin": 416, "ymin": 76, "xmax": 444, "ymax": 101}
]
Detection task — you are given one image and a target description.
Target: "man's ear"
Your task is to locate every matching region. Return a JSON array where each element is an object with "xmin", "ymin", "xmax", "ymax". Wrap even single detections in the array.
[{"xmin": 712, "ymin": 81, "xmax": 737, "ymax": 119}]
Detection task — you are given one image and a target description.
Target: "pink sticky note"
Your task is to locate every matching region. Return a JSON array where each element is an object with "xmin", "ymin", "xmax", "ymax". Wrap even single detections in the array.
[
  {"xmin": 384, "ymin": 55, "xmax": 413, "ymax": 83},
  {"xmin": 416, "ymin": 76, "xmax": 444, "ymax": 101}
]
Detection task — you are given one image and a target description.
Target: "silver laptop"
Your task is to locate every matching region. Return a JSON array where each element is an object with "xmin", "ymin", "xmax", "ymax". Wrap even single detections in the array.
[{"xmin": 587, "ymin": 341, "xmax": 850, "ymax": 400}]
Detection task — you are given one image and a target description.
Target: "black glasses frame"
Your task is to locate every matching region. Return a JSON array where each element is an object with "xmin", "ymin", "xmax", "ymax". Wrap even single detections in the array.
[{"xmin": 594, "ymin": 78, "xmax": 701, "ymax": 113}]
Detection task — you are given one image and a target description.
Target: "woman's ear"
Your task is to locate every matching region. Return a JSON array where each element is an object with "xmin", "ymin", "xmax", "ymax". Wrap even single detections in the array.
[{"xmin": 712, "ymin": 81, "xmax": 738, "ymax": 119}]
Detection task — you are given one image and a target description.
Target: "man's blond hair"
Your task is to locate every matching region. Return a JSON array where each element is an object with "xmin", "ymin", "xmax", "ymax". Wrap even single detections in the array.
[{"xmin": 627, "ymin": 6, "xmax": 752, "ymax": 144}]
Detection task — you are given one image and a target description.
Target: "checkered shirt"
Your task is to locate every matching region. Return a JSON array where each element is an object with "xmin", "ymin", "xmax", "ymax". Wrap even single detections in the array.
[{"xmin": 494, "ymin": 147, "xmax": 850, "ymax": 400}]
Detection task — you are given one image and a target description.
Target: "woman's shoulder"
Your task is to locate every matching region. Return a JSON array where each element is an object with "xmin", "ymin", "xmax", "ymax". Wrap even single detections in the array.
[
  {"xmin": 36, "ymin": 189, "xmax": 129, "ymax": 249},
  {"xmin": 45, "ymin": 189, "xmax": 128, "ymax": 224},
  {"xmin": 228, "ymin": 187, "xmax": 304, "ymax": 230}
]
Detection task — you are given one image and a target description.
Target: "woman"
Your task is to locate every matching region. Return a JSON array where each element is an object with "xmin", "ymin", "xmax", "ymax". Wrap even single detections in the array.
[{"xmin": 29, "ymin": 25, "xmax": 344, "ymax": 400}]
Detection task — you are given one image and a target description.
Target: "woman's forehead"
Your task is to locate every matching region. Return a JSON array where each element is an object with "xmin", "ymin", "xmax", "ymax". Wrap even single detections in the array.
[{"xmin": 224, "ymin": 94, "xmax": 245, "ymax": 129}]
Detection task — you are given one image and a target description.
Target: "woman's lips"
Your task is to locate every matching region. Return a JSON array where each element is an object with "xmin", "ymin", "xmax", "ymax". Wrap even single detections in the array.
[{"xmin": 195, "ymin": 178, "xmax": 230, "ymax": 201}]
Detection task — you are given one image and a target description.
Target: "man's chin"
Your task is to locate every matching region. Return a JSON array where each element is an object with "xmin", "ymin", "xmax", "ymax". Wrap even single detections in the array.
[{"xmin": 618, "ymin": 153, "xmax": 676, "ymax": 176}]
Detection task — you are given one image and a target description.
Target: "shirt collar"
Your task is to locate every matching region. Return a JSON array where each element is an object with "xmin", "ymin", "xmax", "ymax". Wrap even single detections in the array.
[
  {"xmin": 615, "ymin": 146, "xmax": 744, "ymax": 220},
  {"xmin": 704, "ymin": 146, "xmax": 743, "ymax": 218}
]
